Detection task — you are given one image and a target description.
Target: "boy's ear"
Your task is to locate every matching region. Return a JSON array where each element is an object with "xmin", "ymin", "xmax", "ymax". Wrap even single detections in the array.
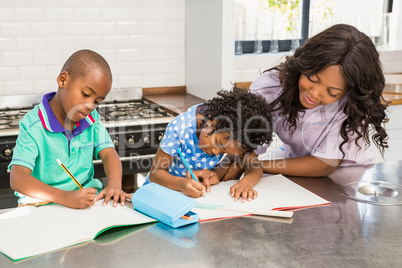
[{"xmin": 57, "ymin": 71, "xmax": 69, "ymax": 88}]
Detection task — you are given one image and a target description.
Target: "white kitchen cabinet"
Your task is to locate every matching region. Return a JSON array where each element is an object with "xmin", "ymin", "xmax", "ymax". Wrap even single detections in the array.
[{"xmin": 375, "ymin": 104, "xmax": 402, "ymax": 162}]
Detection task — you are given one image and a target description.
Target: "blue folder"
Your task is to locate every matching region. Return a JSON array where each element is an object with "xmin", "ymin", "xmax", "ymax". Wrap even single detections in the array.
[{"xmin": 131, "ymin": 183, "xmax": 199, "ymax": 228}]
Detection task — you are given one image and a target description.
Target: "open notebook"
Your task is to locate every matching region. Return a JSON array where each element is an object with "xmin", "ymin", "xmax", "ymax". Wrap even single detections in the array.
[
  {"xmin": 194, "ymin": 174, "xmax": 331, "ymax": 219},
  {"xmin": 0, "ymin": 200, "xmax": 157, "ymax": 261}
]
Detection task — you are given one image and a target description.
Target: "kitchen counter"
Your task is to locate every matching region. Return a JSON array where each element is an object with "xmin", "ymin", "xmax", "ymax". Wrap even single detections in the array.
[
  {"xmin": 142, "ymin": 86, "xmax": 205, "ymax": 116},
  {"xmin": 1, "ymin": 161, "xmax": 402, "ymax": 267},
  {"xmin": 143, "ymin": 80, "xmax": 402, "ymax": 113},
  {"xmin": 383, "ymin": 92, "xmax": 402, "ymax": 105},
  {"xmin": 143, "ymin": 92, "xmax": 205, "ymax": 116}
]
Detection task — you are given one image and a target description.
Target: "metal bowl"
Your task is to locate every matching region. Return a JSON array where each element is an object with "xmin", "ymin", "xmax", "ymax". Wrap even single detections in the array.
[{"xmin": 340, "ymin": 180, "xmax": 402, "ymax": 205}]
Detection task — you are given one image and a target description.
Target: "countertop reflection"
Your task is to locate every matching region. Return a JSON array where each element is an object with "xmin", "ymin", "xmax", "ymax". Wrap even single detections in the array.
[{"xmin": 1, "ymin": 161, "xmax": 402, "ymax": 267}]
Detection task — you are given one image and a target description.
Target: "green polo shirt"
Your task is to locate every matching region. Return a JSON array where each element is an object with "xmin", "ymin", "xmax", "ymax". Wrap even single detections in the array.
[{"xmin": 9, "ymin": 92, "xmax": 114, "ymax": 202}]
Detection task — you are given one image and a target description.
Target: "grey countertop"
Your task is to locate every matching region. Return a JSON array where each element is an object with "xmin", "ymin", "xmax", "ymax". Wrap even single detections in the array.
[{"xmin": 1, "ymin": 161, "xmax": 402, "ymax": 267}]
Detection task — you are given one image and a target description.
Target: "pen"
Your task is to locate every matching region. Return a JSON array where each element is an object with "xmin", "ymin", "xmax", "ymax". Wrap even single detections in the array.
[
  {"xmin": 56, "ymin": 158, "xmax": 83, "ymax": 189},
  {"xmin": 176, "ymin": 148, "xmax": 198, "ymax": 182}
]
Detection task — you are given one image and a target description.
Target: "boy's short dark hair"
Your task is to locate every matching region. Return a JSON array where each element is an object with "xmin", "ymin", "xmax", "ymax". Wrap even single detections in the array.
[
  {"xmin": 202, "ymin": 87, "xmax": 273, "ymax": 153},
  {"xmin": 60, "ymin": 49, "xmax": 112, "ymax": 82}
]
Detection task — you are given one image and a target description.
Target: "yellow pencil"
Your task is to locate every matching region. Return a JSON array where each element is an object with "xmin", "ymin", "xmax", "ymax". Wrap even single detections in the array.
[{"xmin": 56, "ymin": 158, "xmax": 83, "ymax": 189}]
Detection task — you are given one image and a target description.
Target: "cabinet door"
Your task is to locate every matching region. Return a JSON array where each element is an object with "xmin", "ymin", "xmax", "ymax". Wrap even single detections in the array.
[{"xmin": 375, "ymin": 105, "xmax": 402, "ymax": 162}]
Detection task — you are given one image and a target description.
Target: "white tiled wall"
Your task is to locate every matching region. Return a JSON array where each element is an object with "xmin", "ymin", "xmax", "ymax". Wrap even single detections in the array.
[{"xmin": 0, "ymin": 0, "xmax": 185, "ymax": 96}]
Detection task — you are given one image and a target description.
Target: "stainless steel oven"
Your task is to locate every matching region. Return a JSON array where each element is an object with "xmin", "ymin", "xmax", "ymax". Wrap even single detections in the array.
[{"xmin": 0, "ymin": 89, "xmax": 174, "ymax": 208}]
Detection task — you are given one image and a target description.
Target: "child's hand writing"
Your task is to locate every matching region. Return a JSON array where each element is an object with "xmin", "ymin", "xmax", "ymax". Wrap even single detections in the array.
[
  {"xmin": 63, "ymin": 188, "xmax": 97, "ymax": 209},
  {"xmin": 95, "ymin": 184, "xmax": 132, "ymax": 207},
  {"xmin": 191, "ymin": 169, "xmax": 219, "ymax": 193},
  {"xmin": 230, "ymin": 179, "xmax": 258, "ymax": 203},
  {"xmin": 179, "ymin": 176, "xmax": 206, "ymax": 198}
]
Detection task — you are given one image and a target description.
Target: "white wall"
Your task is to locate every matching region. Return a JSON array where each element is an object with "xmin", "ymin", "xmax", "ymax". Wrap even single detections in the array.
[
  {"xmin": 396, "ymin": 0, "xmax": 402, "ymax": 47},
  {"xmin": 185, "ymin": 0, "xmax": 235, "ymax": 101},
  {"xmin": 0, "ymin": 0, "xmax": 185, "ymax": 97}
]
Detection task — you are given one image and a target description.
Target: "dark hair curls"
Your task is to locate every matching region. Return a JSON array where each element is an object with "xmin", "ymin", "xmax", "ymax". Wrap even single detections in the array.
[
  {"xmin": 201, "ymin": 87, "xmax": 273, "ymax": 154},
  {"xmin": 269, "ymin": 24, "xmax": 389, "ymax": 157}
]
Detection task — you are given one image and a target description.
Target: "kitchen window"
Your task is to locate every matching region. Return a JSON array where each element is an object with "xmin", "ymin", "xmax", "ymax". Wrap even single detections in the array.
[{"xmin": 234, "ymin": 0, "xmax": 393, "ymax": 54}]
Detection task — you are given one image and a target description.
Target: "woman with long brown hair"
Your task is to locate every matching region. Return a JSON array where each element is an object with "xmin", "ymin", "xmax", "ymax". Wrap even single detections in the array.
[{"xmin": 228, "ymin": 24, "xmax": 389, "ymax": 178}]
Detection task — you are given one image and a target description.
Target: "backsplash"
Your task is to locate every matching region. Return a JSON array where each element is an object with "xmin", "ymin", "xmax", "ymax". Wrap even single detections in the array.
[{"xmin": 0, "ymin": 0, "xmax": 185, "ymax": 96}]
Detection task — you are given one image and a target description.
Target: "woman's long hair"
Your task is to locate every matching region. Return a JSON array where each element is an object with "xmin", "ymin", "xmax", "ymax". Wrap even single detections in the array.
[{"xmin": 268, "ymin": 24, "xmax": 389, "ymax": 157}]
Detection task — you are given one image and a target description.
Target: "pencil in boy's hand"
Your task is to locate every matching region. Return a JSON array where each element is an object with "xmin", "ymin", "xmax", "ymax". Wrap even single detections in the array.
[
  {"xmin": 176, "ymin": 148, "xmax": 198, "ymax": 182},
  {"xmin": 56, "ymin": 158, "xmax": 83, "ymax": 189}
]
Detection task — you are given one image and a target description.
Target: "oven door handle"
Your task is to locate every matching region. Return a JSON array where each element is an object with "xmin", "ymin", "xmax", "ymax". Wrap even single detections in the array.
[{"xmin": 93, "ymin": 154, "xmax": 155, "ymax": 164}]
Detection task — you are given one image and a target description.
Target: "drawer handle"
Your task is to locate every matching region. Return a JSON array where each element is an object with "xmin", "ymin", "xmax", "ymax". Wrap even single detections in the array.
[{"xmin": 93, "ymin": 154, "xmax": 155, "ymax": 164}]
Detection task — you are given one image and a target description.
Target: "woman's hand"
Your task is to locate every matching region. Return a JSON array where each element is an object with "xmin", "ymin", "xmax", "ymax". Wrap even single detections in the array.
[{"xmin": 229, "ymin": 179, "xmax": 258, "ymax": 203}]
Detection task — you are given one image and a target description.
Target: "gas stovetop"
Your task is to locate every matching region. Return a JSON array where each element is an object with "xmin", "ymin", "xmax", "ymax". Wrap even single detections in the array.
[
  {"xmin": 0, "ymin": 99, "xmax": 174, "ymax": 137},
  {"xmin": 0, "ymin": 109, "xmax": 31, "ymax": 129},
  {"xmin": 98, "ymin": 99, "xmax": 169, "ymax": 119},
  {"xmin": 0, "ymin": 107, "xmax": 33, "ymax": 135},
  {"xmin": 97, "ymin": 99, "xmax": 174, "ymax": 128}
]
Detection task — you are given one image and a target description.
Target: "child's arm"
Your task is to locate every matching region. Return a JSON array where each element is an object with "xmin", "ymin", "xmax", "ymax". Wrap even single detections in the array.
[
  {"xmin": 230, "ymin": 152, "xmax": 262, "ymax": 202},
  {"xmin": 149, "ymin": 148, "xmax": 206, "ymax": 197},
  {"xmin": 10, "ymin": 165, "xmax": 97, "ymax": 209},
  {"xmin": 94, "ymin": 147, "xmax": 131, "ymax": 207}
]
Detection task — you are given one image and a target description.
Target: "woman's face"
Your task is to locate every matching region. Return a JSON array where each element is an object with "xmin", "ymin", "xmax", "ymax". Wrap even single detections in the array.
[{"xmin": 298, "ymin": 65, "xmax": 347, "ymax": 109}]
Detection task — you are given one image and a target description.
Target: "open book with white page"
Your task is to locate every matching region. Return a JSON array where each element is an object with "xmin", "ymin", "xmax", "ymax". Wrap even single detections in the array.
[
  {"xmin": 0, "ymin": 200, "xmax": 157, "ymax": 261},
  {"xmin": 0, "ymin": 174, "xmax": 331, "ymax": 261},
  {"xmin": 194, "ymin": 174, "xmax": 331, "ymax": 219}
]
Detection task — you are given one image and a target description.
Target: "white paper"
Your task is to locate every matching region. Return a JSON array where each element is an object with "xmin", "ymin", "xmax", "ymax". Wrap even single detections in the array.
[
  {"xmin": 192, "ymin": 207, "xmax": 249, "ymax": 221},
  {"xmin": 195, "ymin": 174, "xmax": 330, "ymax": 217},
  {"xmin": 0, "ymin": 200, "xmax": 156, "ymax": 261}
]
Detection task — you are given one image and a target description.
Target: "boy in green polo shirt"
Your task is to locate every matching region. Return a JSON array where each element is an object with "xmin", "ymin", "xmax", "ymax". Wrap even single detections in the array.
[{"xmin": 9, "ymin": 49, "xmax": 131, "ymax": 209}]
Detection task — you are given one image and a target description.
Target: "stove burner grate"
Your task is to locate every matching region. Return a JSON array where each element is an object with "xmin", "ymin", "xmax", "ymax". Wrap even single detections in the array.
[
  {"xmin": 97, "ymin": 100, "xmax": 168, "ymax": 121},
  {"xmin": 0, "ymin": 108, "xmax": 31, "ymax": 129}
]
